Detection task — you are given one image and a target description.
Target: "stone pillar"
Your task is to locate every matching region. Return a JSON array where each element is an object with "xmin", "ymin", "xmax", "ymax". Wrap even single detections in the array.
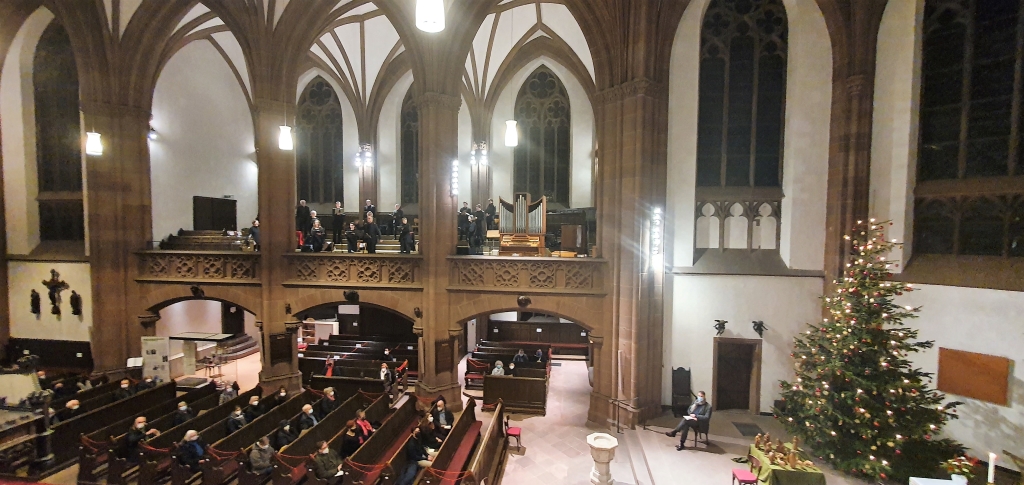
[
  {"xmin": 586, "ymin": 432, "xmax": 618, "ymax": 485},
  {"xmin": 413, "ymin": 91, "xmax": 464, "ymax": 410},
  {"xmin": 253, "ymin": 98, "xmax": 302, "ymax": 392}
]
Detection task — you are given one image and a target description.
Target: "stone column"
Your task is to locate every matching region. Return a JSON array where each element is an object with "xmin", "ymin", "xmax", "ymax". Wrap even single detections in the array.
[
  {"xmin": 253, "ymin": 98, "xmax": 302, "ymax": 392},
  {"xmin": 414, "ymin": 92, "xmax": 464, "ymax": 410}
]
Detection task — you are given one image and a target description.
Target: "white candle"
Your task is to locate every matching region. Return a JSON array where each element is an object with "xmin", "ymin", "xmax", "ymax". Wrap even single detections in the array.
[{"xmin": 988, "ymin": 452, "xmax": 996, "ymax": 483}]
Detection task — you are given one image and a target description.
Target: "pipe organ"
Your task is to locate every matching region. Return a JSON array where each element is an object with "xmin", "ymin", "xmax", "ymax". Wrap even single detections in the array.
[{"xmin": 498, "ymin": 193, "xmax": 546, "ymax": 255}]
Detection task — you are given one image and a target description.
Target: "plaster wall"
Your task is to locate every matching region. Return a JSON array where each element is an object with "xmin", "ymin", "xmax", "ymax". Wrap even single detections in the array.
[
  {"xmin": 7, "ymin": 261, "xmax": 92, "ymax": 341},
  {"xmin": 156, "ymin": 299, "xmax": 258, "ymax": 356},
  {"xmin": 150, "ymin": 40, "xmax": 256, "ymax": 240}
]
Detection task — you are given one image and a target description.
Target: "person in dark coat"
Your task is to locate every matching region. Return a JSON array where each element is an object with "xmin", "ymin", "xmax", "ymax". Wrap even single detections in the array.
[
  {"xmin": 419, "ymin": 421, "xmax": 443, "ymax": 451},
  {"xmin": 248, "ymin": 219, "xmax": 260, "ymax": 251},
  {"xmin": 362, "ymin": 214, "xmax": 382, "ymax": 253},
  {"xmin": 317, "ymin": 387, "xmax": 339, "ymax": 419},
  {"xmin": 274, "ymin": 420, "xmax": 299, "ymax": 449},
  {"xmin": 36, "ymin": 370, "xmax": 50, "ymax": 389},
  {"xmin": 363, "ymin": 199, "xmax": 376, "ymax": 220},
  {"xmin": 485, "ymin": 199, "xmax": 497, "ymax": 230},
  {"xmin": 665, "ymin": 391, "xmax": 712, "ymax": 450},
  {"xmin": 125, "ymin": 416, "xmax": 160, "ymax": 463},
  {"xmin": 396, "ymin": 427, "xmax": 435, "ymax": 485},
  {"xmin": 331, "ymin": 202, "xmax": 344, "ymax": 244},
  {"xmin": 313, "ymin": 440, "xmax": 345, "ymax": 483},
  {"xmin": 173, "ymin": 401, "xmax": 195, "ymax": 427},
  {"xmin": 398, "ymin": 217, "xmax": 414, "ymax": 253},
  {"xmin": 61, "ymin": 399, "xmax": 83, "ymax": 421},
  {"xmin": 534, "ymin": 349, "xmax": 545, "ymax": 362},
  {"xmin": 457, "ymin": 202, "xmax": 471, "ymax": 239},
  {"xmin": 226, "ymin": 406, "xmax": 247, "ymax": 434},
  {"xmin": 299, "ymin": 404, "xmax": 319, "ymax": 431},
  {"xmin": 269, "ymin": 386, "xmax": 289, "ymax": 409},
  {"xmin": 178, "ymin": 430, "xmax": 207, "ymax": 473},
  {"xmin": 243, "ymin": 396, "xmax": 264, "ymax": 423},
  {"xmin": 308, "ymin": 220, "xmax": 327, "ymax": 252},
  {"xmin": 136, "ymin": 376, "xmax": 156, "ymax": 391},
  {"xmin": 467, "ymin": 215, "xmax": 482, "ymax": 251},
  {"xmin": 473, "ymin": 204, "xmax": 487, "ymax": 238},
  {"xmin": 249, "ymin": 436, "xmax": 275, "ymax": 475},
  {"xmin": 391, "ymin": 204, "xmax": 404, "ymax": 236},
  {"xmin": 430, "ymin": 400, "xmax": 455, "ymax": 439},
  {"xmin": 113, "ymin": 379, "xmax": 135, "ymax": 401},
  {"xmin": 512, "ymin": 349, "xmax": 529, "ymax": 363},
  {"xmin": 344, "ymin": 222, "xmax": 360, "ymax": 253},
  {"xmin": 339, "ymin": 420, "xmax": 361, "ymax": 458},
  {"xmin": 296, "ymin": 200, "xmax": 312, "ymax": 236}
]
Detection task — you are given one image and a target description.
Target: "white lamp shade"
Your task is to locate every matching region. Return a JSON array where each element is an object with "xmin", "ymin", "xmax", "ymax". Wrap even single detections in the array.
[
  {"xmin": 279, "ymin": 126, "xmax": 293, "ymax": 150},
  {"xmin": 504, "ymin": 120, "xmax": 518, "ymax": 147},
  {"xmin": 85, "ymin": 132, "xmax": 103, "ymax": 156},
  {"xmin": 416, "ymin": 0, "xmax": 445, "ymax": 33}
]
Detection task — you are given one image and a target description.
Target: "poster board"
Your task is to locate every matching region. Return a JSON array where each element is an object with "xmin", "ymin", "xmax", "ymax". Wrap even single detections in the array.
[
  {"xmin": 141, "ymin": 336, "xmax": 171, "ymax": 382},
  {"xmin": 937, "ymin": 347, "xmax": 1011, "ymax": 405}
]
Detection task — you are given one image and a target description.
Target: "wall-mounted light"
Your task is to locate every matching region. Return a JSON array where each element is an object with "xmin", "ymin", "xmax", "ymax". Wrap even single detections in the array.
[
  {"xmin": 85, "ymin": 132, "xmax": 103, "ymax": 156},
  {"xmin": 415, "ymin": 0, "xmax": 445, "ymax": 32},
  {"xmin": 148, "ymin": 115, "xmax": 158, "ymax": 141},
  {"xmin": 355, "ymin": 144, "xmax": 373, "ymax": 168},
  {"xmin": 650, "ymin": 207, "xmax": 664, "ymax": 268},
  {"xmin": 470, "ymin": 142, "xmax": 488, "ymax": 166},
  {"xmin": 504, "ymin": 120, "xmax": 518, "ymax": 147},
  {"xmin": 278, "ymin": 126, "xmax": 293, "ymax": 150},
  {"xmin": 451, "ymin": 159, "xmax": 460, "ymax": 196}
]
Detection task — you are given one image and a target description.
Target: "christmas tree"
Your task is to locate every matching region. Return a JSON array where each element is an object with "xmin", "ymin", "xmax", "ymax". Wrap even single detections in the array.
[{"xmin": 775, "ymin": 220, "xmax": 963, "ymax": 482}]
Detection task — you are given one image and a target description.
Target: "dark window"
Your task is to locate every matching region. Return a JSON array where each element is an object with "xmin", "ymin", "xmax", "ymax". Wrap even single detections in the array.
[
  {"xmin": 513, "ymin": 66, "xmax": 571, "ymax": 206},
  {"xmin": 401, "ymin": 89, "xmax": 419, "ymax": 205},
  {"xmin": 695, "ymin": 0, "xmax": 788, "ymax": 188},
  {"xmin": 33, "ymin": 21, "xmax": 83, "ymax": 241},
  {"xmin": 296, "ymin": 76, "xmax": 344, "ymax": 204},
  {"xmin": 914, "ymin": 0, "xmax": 1024, "ymax": 258}
]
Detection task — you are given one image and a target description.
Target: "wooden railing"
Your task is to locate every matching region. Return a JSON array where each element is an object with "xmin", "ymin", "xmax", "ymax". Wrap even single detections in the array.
[
  {"xmin": 447, "ymin": 256, "xmax": 606, "ymax": 294},
  {"xmin": 135, "ymin": 250, "xmax": 260, "ymax": 284},
  {"xmin": 283, "ymin": 253, "xmax": 422, "ymax": 288}
]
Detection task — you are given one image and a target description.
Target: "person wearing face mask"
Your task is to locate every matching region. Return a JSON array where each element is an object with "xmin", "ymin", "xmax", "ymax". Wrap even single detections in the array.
[
  {"xmin": 63, "ymin": 399, "xmax": 83, "ymax": 420},
  {"xmin": 665, "ymin": 390, "xmax": 712, "ymax": 450},
  {"xmin": 249, "ymin": 436, "xmax": 275, "ymax": 476},
  {"xmin": 380, "ymin": 364, "xmax": 393, "ymax": 394},
  {"xmin": 218, "ymin": 381, "xmax": 238, "ymax": 405},
  {"xmin": 512, "ymin": 349, "xmax": 528, "ymax": 363},
  {"xmin": 430, "ymin": 400, "xmax": 455, "ymax": 439},
  {"xmin": 534, "ymin": 349, "xmax": 545, "ymax": 362},
  {"xmin": 491, "ymin": 360, "xmax": 505, "ymax": 376},
  {"xmin": 46, "ymin": 407, "xmax": 60, "ymax": 425},
  {"xmin": 507, "ymin": 362, "xmax": 518, "ymax": 377},
  {"xmin": 396, "ymin": 427, "xmax": 436, "ymax": 485},
  {"xmin": 173, "ymin": 401, "xmax": 195, "ymax": 427},
  {"xmin": 299, "ymin": 404, "xmax": 319, "ymax": 431},
  {"xmin": 227, "ymin": 406, "xmax": 247, "ymax": 434},
  {"xmin": 275, "ymin": 420, "xmax": 299, "ymax": 449},
  {"xmin": 383, "ymin": 348, "xmax": 397, "ymax": 362},
  {"xmin": 125, "ymin": 416, "xmax": 160, "ymax": 463},
  {"xmin": 317, "ymin": 387, "xmax": 338, "ymax": 419},
  {"xmin": 419, "ymin": 419, "xmax": 443, "ymax": 451},
  {"xmin": 339, "ymin": 420, "xmax": 361, "ymax": 458},
  {"xmin": 114, "ymin": 379, "xmax": 135, "ymax": 401},
  {"xmin": 353, "ymin": 409, "xmax": 374, "ymax": 444},
  {"xmin": 313, "ymin": 440, "xmax": 345, "ymax": 483},
  {"xmin": 36, "ymin": 370, "xmax": 50, "ymax": 389},
  {"xmin": 136, "ymin": 375, "xmax": 156, "ymax": 391},
  {"xmin": 269, "ymin": 386, "xmax": 289, "ymax": 409},
  {"xmin": 323, "ymin": 357, "xmax": 336, "ymax": 377},
  {"xmin": 178, "ymin": 430, "xmax": 207, "ymax": 472},
  {"xmin": 244, "ymin": 395, "xmax": 264, "ymax": 423}
]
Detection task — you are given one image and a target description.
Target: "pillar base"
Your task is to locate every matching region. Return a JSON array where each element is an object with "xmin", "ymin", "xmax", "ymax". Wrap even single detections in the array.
[
  {"xmin": 259, "ymin": 371, "xmax": 302, "ymax": 395},
  {"xmin": 416, "ymin": 381, "xmax": 464, "ymax": 412}
]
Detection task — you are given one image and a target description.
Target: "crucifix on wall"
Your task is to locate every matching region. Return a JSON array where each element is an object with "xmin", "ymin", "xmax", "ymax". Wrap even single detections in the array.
[{"xmin": 42, "ymin": 269, "xmax": 69, "ymax": 315}]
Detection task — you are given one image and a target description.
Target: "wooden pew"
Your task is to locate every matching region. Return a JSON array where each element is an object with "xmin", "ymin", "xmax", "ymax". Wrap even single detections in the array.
[
  {"xmin": 301, "ymin": 394, "xmax": 390, "ymax": 485},
  {"xmin": 483, "ymin": 375, "xmax": 548, "ymax": 415},
  {"xmin": 463, "ymin": 357, "xmax": 546, "ymax": 390},
  {"xmin": 199, "ymin": 390, "xmax": 320, "ymax": 485},
  {"xmin": 52, "ymin": 375, "xmax": 111, "ymax": 410},
  {"xmin": 462, "ymin": 400, "xmax": 508, "ymax": 485},
  {"xmin": 420, "ymin": 399, "xmax": 482, "ymax": 485},
  {"xmin": 309, "ymin": 375, "xmax": 390, "ymax": 399},
  {"xmin": 131, "ymin": 386, "xmax": 263, "ymax": 485},
  {"xmin": 299, "ymin": 357, "xmax": 411, "ymax": 385},
  {"xmin": 77, "ymin": 383, "xmax": 217, "ymax": 484},
  {"xmin": 48, "ymin": 381, "xmax": 177, "ymax": 470},
  {"xmin": 338, "ymin": 394, "xmax": 420, "ymax": 485},
  {"xmin": 479, "ymin": 339, "xmax": 589, "ymax": 357}
]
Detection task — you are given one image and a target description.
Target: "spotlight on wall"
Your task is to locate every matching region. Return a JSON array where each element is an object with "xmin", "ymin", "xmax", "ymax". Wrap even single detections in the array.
[
  {"xmin": 85, "ymin": 132, "xmax": 103, "ymax": 156},
  {"xmin": 504, "ymin": 120, "xmax": 518, "ymax": 147},
  {"xmin": 650, "ymin": 207, "xmax": 664, "ymax": 268},
  {"xmin": 415, "ymin": 0, "xmax": 445, "ymax": 33},
  {"xmin": 450, "ymin": 159, "xmax": 460, "ymax": 196},
  {"xmin": 470, "ymin": 142, "xmax": 488, "ymax": 166},
  {"xmin": 355, "ymin": 144, "xmax": 373, "ymax": 168},
  {"xmin": 278, "ymin": 126, "xmax": 293, "ymax": 150}
]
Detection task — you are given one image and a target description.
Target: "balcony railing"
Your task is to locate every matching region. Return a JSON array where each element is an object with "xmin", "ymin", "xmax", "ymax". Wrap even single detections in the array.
[
  {"xmin": 447, "ymin": 256, "xmax": 606, "ymax": 295},
  {"xmin": 136, "ymin": 250, "xmax": 260, "ymax": 284},
  {"xmin": 283, "ymin": 253, "xmax": 423, "ymax": 288}
]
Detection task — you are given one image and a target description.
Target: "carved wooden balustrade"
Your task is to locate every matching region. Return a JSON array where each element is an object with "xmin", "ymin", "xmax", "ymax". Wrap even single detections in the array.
[
  {"xmin": 136, "ymin": 251, "xmax": 260, "ymax": 284},
  {"xmin": 283, "ymin": 253, "xmax": 422, "ymax": 288},
  {"xmin": 448, "ymin": 256, "xmax": 606, "ymax": 295}
]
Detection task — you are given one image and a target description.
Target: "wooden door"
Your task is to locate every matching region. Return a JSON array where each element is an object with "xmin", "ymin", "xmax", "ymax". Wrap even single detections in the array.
[
  {"xmin": 713, "ymin": 338, "xmax": 762, "ymax": 412},
  {"xmin": 193, "ymin": 196, "xmax": 237, "ymax": 231},
  {"xmin": 221, "ymin": 303, "xmax": 245, "ymax": 335}
]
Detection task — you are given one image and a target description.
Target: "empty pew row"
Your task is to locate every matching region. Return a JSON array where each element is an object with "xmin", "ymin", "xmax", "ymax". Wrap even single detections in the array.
[
  {"xmin": 462, "ymin": 400, "xmax": 508, "ymax": 485},
  {"xmin": 132, "ymin": 386, "xmax": 263, "ymax": 485},
  {"xmin": 326, "ymin": 334, "xmax": 415, "ymax": 344},
  {"xmin": 420, "ymin": 399, "xmax": 482, "ymax": 485},
  {"xmin": 299, "ymin": 357, "xmax": 410, "ymax": 386},
  {"xmin": 77, "ymin": 383, "xmax": 218, "ymax": 483},
  {"xmin": 483, "ymin": 374, "xmax": 548, "ymax": 415},
  {"xmin": 299, "ymin": 349, "xmax": 419, "ymax": 372},
  {"xmin": 338, "ymin": 393, "xmax": 422, "ymax": 485},
  {"xmin": 300, "ymin": 394, "xmax": 391, "ymax": 485},
  {"xmin": 305, "ymin": 345, "xmax": 417, "ymax": 362}
]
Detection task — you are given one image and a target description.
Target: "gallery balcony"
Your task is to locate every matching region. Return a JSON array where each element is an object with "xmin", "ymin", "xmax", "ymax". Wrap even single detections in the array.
[{"xmin": 135, "ymin": 250, "xmax": 260, "ymax": 285}]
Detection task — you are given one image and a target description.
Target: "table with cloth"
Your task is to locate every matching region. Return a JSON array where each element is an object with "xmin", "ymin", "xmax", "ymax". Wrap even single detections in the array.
[{"xmin": 748, "ymin": 444, "xmax": 827, "ymax": 485}]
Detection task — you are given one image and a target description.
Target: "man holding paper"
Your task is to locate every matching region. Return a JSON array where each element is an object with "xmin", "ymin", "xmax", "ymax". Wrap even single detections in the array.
[{"xmin": 665, "ymin": 391, "xmax": 711, "ymax": 450}]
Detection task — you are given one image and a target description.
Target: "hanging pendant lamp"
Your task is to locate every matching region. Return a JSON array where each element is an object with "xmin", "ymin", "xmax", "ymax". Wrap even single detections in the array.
[
  {"xmin": 279, "ymin": 126, "xmax": 293, "ymax": 150},
  {"xmin": 504, "ymin": 120, "xmax": 518, "ymax": 147},
  {"xmin": 416, "ymin": 0, "xmax": 445, "ymax": 33},
  {"xmin": 85, "ymin": 132, "xmax": 103, "ymax": 156}
]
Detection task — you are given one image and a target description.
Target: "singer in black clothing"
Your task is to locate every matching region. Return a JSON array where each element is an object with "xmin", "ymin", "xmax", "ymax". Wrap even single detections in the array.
[
  {"xmin": 363, "ymin": 199, "xmax": 376, "ymax": 220},
  {"xmin": 363, "ymin": 214, "xmax": 382, "ymax": 253},
  {"xmin": 391, "ymin": 204, "xmax": 404, "ymax": 236},
  {"xmin": 331, "ymin": 202, "xmax": 344, "ymax": 243},
  {"xmin": 344, "ymin": 222, "xmax": 360, "ymax": 253},
  {"xmin": 485, "ymin": 199, "xmax": 496, "ymax": 229},
  {"xmin": 398, "ymin": 217, "xmax": 414, "ymax": 253}
]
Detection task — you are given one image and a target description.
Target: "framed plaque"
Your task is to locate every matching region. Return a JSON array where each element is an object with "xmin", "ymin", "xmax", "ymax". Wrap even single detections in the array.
[
  {"xmin": 435, "ymin": 339, "xmax": 454, "ymax": 374},
  {"xmin": 269, "ymin": 332, "xmax": 293, "ymax": 366}
]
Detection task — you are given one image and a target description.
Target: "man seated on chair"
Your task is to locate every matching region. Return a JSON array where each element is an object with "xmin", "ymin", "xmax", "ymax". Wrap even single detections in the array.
[{"xmin": 665, "ymin": 390, "xmax": 711, "ymax": 450}]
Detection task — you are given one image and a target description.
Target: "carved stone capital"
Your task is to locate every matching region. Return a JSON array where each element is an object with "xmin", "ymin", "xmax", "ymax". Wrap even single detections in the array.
[
  {"xmin": 846, "ymin": 74, "xmax": 869, "ymax": 96},
  {"xmin": 588, "ymin": 335, "xmax": 604, "ymax": 346},
  {"xmin": 412, "ymin": 324, "xmax": 424, "ymax": 337},
  {"xmin": 596, "ymin": 78, "xmax": 666, "ymax": 105},
  {"xmin": 415, "ymin": 92, "xmax": 462, "ymax": 112},
  {"xmin": 448, "ymin": 327, "xmax": 464, "ymax": 339},
  {"xmin": 137, "ymin": 311, "xmax": 161, "ymax": 328},
  {"xmin": 284, "ymin": 321, "xmax": 302, "ymax": 333}
]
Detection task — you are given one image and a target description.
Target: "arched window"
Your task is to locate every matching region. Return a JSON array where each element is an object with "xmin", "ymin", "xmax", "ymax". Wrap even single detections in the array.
[
  {"xmin": 513, "ymin": 66, "xmax": 571, "ymax": 206},
  {"xmin": 400, "ymin": 90, "xmax": 419, "ymax": 205},
  {"xmin": 34, "ymin": 20, "xmax": 83, "ymax": 241},
  {"xmin": 695, "ymin": 0, "xmax": 787, "ymax": 188},
  {"xmin": 296, "ymin": 76, "xmax": 344, "ymax": 204},
  {"xmin": 914, "ymin": 0, "xmax": 1024, "ymax": 257}
]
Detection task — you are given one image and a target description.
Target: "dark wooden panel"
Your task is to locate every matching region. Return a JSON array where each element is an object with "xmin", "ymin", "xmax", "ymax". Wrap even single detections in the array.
[
  {"xmin": 483, "ymin": 375, "xmax": 547, "ymax": 414},
  {"xmin": 435, "ymin": 338, "xmax": 454, "ymax": 374},
  {"xmin": 193, "ymin": 196, "xmax": 237, "ymax": 231},
  {"xmin": 269, "ymin": 332, "xmax": 293, "ymax": 366},
  {"xmin": 7, "ymin": 338, "xmax": 92, "ymax": 371},
  {"xmin": 937, "ymin": 347, "xmax": 1011, "ymax": 405}
]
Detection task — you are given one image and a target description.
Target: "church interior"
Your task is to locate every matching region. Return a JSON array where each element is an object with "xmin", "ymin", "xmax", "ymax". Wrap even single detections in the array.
[{"xmin": 0, "ymin": 0, "xmax": 1022, "ymax": 484}]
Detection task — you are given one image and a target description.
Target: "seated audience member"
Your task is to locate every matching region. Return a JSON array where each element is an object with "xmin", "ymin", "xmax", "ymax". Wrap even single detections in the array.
[
  {"xmin": 249, "ymin": 436, "xmax": 275, "ymax": 476},
  {"xmin": 339, "ymin": 420, "xmax": 361, "ymax": 458},
  {"xmin": 244, "ymin": 395, "xmax": 264, "ymax": 423},
  {"xmin": 383, "ymin": 347, "xmax": 397, "ymax": 362},
  {"xmin": 125, "ymin": 416, "xmax": 160, "ymax": 463},
  {"xmin": 664, "ymin": 390, "xmax": 712, "ymax": 450},
  {"xmin": 178, "ymin": 430, "xmax": 207, "ymax": 473},
  {"xmin": 396, "ymin": 427, "xmax": 437, "ymax": 485},
  {"xmin": 173, "ymin": 401, "xmax": 195, "ymax": 427},
  {"xmin": 269, "ymin": 386, "xmax": 289, "ymax": 409},
  {"xmin": 323, "ymin": 357, "xmax": 336, "ymax": 377},
  {"xmin": 344, "ymin": 222, "xmax": 360, "ymax": 253},
  {"xmin": 136, "ymin": 375, "xmax": 156, "ymax": 391},
  {"xmin": 313, "ymin": 440, "xmax": 345, "ymax": 484},
  {"xmin": 275, "ymin": 420, "xmax": 299, "ymax": 449},
  {"xmin": 430, "ymin": 400, "xmax": 455, "ymax": 438},
  {"xmin": 491, "ymin": 360, "xmax": 506, "ymax": 376},
  {"xmin": 114, "ymin": 379, "xmax": 135, "ymax": 400},
  {"xmin": 512, "ymin": 349, "xmax": 529, "ymax": 363},
  {"xmin": 46, "ymin": 407, "xmax": 60, "ymax": 425},
  {"xmin": 317, "ymin": 387, "xmax": 339, "ymax": 419},
  {"xmin": 507, "ymin": 362, "xmax": 518, "ymax": 377},
  {"xmin": 62, "ymin": 399, "xmax": 84, "ymax": 421},
  {"xmin": 36, "ymin": 370, "xmax": 50, "ymax": 389},
  {"xmin": 219, "ymin": 381, "xmax": 238, "ymax": 405},
  {"xmin": 299, "ymin": 404, "xmax": 319, "ymax": 431},
  {"xmin": 51, "ymin": 381, "xmax": 75, "ymax": 399},
  {"xmin": 534, "ymin": 349, "xmax": 545, "ymax": 362},
  {"xmin": 419, "ymin": 420, "xmax": 443, "ymax": 452},
  {"xmin": 77, "ymin": 377, "xmax": 94, "ymax": 391},
  {"xmin": 226, "ymin": 406, "xmax": 247, "ymax": 433},
  {"xmin": 353, "ymin": 409, "xmax": 374, "ymax": 444}
]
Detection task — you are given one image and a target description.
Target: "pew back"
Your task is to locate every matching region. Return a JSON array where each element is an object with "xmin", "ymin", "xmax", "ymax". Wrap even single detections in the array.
[
  {"xmin": 483, "ymin": 375, "xmax": 547, "ymax": 415},
  {"xmin": 421, "ymin": 399, "xmax": 481, "ymax": 485},
  {"xmin": 462, "ymin": 401, "xmax": 507, "ymax": 485},
  {"xmin": 86, "ymin": 383, "xmax": 217, "ymax": 443},
  {"xmin": 309, "ymin": 375, "xmax": 387, "ymax": 398},
  {"xmin": 340, "ymin": 394, "xmax": 419, "ymax": 484}
]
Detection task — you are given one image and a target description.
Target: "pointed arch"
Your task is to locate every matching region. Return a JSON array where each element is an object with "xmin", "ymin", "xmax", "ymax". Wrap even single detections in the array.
[
  {"xmin": 400, "ymin": 88, "xmax": 420, "ymax": 205},
  {"xmin": 513, "ymin": 66, "xmax": 572, "ymax": 206},
  {"xmin": 296, "ymin": 76, "xmax": 345, "ymax": 205}
]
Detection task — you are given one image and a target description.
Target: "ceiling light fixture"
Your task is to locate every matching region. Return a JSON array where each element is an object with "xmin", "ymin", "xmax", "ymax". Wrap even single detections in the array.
[
  {"xmin": 416, "ymin": 0, "xmax": 445, "ymax": 33},
  {"xmin": 85, "ymin": 132, "xmax": 103, "ymax": 156},
  {"xmin": 279, "ymin": 126, "xmax": 293, "ymax": 151}
]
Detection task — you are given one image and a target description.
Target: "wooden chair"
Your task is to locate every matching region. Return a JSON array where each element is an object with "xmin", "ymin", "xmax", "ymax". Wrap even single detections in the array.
[
  {"xmin": 503, "ymin": 415, "xmax": 521, "ymax": 451},
  {"xmin": 732, "ymin": 454, "xmax": 758, "ymax": 485},
  {"xmin": 692, "ymin": 407, "xmax": 712, "ymax": 447}
]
